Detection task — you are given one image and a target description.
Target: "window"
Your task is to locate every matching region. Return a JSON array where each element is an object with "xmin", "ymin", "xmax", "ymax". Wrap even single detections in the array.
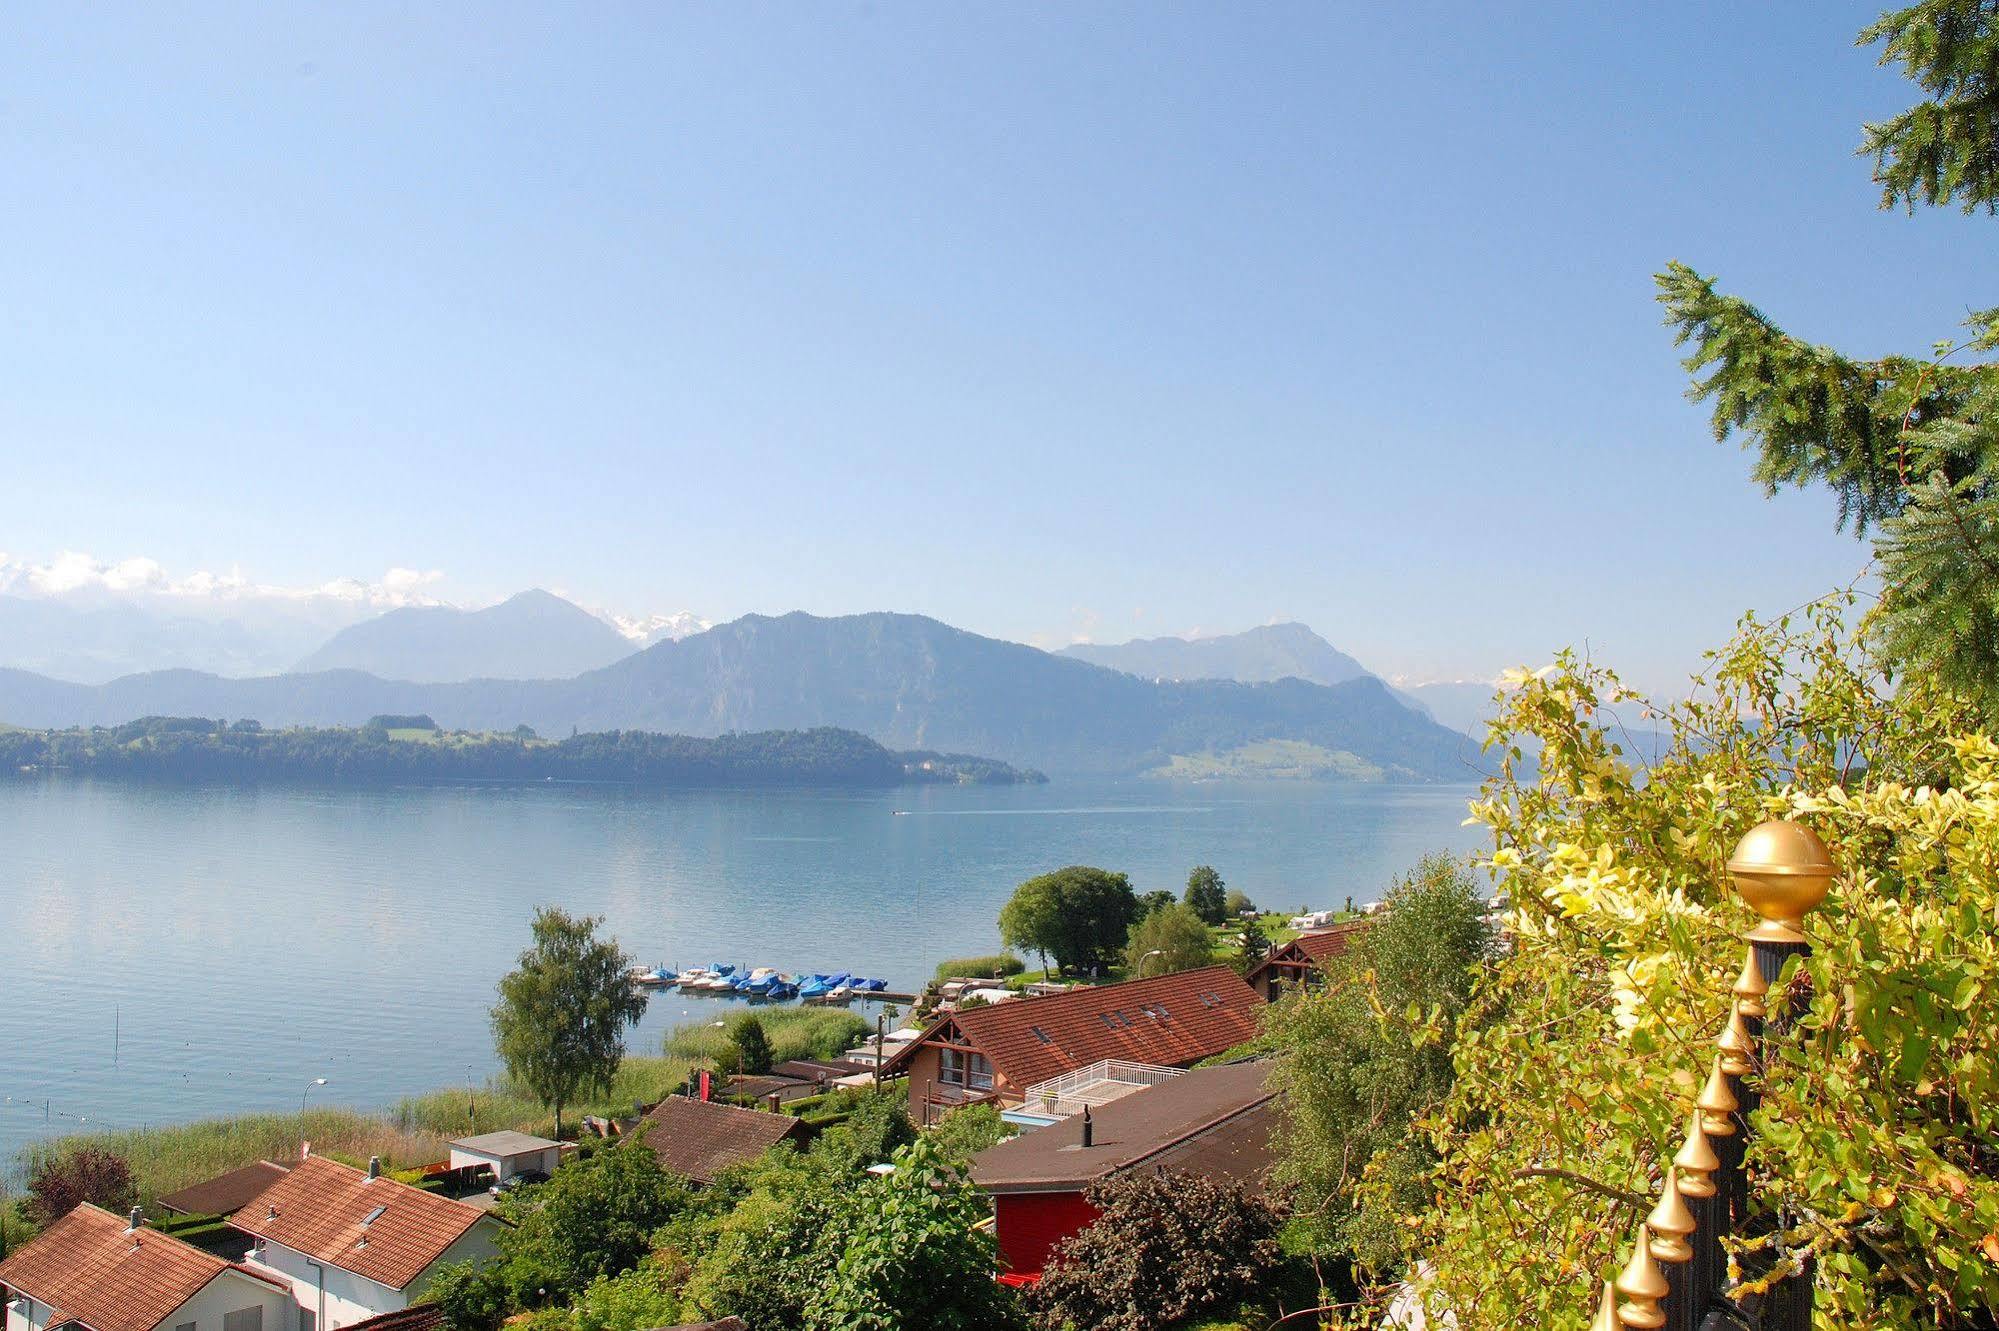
[
  {"xmin": 299, "ymin": 1314, "xmax": 315, "ymax": 1331},
  {"xmin": 1029, "ymin": 1025, "xmax": 1053, "ymax": 1044},
  {"xmin": 938, "ymin": 1047, "xmax": 993, "ymax": 1090},
  {"xmin": 176, "ymin": 1322, "xmax": 196, "ymax": 1331},
  {"xmin": 223, "ymin": 1308, "xmax": 263, "ymax": 1331}
]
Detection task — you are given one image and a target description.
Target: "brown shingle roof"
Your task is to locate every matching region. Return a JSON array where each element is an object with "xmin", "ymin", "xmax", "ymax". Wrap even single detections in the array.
[
  {"xmin": 229, "ymin": 1154, "xmax": 488, "ymax": 1291},
  {"xmin": 969, "ymin": 1062, "xmax": 1278, "ymax": 1193},
  {"xmin": 156, "ymin": 1161, "xmax": 290, "ymax": 1217},
  {"xmin": 885, "ymin": 965, "xmax": 1265, "ymax": 1090},
  {"xmin": 635, "ymin": 1096, "xmax": 805, "ymax": 1183},
  {"xmin": 0, "ymin": 1204, "xmax": 285, "ymax": 1331}
]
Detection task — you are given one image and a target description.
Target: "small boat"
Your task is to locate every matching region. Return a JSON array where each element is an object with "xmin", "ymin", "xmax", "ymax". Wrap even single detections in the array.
[
  {"xmin": 762, "ymin": 977, "xmax": 801, "ymax": 1001},
  {"xmin": 627, "ymin": 964, "xmax": 675, "ymax": 988},
  {"xmin": 852, "ymin": 977, "xmax": 888, "ymax": 993},
  {"xmin": 688, "ymin": 964, "xmax": 740, "ymax": 993},
  {"xmin": 797, "ymin": 971, "xmax": 849, "ymax": 998}
]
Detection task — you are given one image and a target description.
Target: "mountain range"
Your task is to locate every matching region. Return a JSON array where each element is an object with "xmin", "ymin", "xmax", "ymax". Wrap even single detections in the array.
[{"xmin": 0, "ymin": 611, "xmax": 1487, "ymax": 780}]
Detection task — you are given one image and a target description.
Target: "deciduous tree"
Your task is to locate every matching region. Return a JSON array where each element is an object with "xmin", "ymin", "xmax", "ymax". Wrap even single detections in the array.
[
  {"xmin": 491, "ymin": 906, "xmax": 647, "ymax": 1140},
  {"xmin": 1124, "ymin": 901, "xmax": 1215, "ymax": 977},
  {"xmin": 1267, "ymin": 855, "xmax": 1493, "ymax": 1275},
  {"xmin": 1183, "ymin": 865, "xmax": 1228, "ymax": 925},
  {"xmin": 999, "ymin": 866, "xmax": 1138, "ymax": 975}
]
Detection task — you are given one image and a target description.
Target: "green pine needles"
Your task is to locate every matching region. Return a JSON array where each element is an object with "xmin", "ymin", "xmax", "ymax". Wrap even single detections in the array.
[{"xmin": 1655, "ymin": 0, "xmax": 1999, "ymax": 717}]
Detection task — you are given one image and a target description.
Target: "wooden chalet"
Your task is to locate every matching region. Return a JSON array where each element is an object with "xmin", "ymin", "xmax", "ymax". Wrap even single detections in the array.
[{"xmin": 1243, "ymin": 920, "xmax": 1368, "ymax": 1001}]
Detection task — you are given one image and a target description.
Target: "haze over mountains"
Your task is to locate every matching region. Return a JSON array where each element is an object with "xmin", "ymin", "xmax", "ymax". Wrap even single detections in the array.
[
  {"xmin": 1061, "ymin": 623, "xmax": 1370, "ymax": 687},
  {"xmin": 0, "ymin": 606, "xmax": 1488, "ymax": 781},
  {"xmin": 296, "ymin": 589, "xmax": 640, "ymax": 681}
]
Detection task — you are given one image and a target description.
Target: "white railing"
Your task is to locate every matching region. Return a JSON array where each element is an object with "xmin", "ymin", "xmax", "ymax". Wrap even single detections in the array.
[{"xmin": 1020, "ymin": 1059, "xmax": 1182, "ymax": 1115}]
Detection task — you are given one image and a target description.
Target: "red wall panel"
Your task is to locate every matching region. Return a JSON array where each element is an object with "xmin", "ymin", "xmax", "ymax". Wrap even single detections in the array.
[{"xmin": 994, "ymin": 1190, "xmax": 1102, "ymax": 1277}]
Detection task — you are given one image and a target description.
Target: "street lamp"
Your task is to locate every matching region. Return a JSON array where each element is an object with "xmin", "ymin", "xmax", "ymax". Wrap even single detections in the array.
[
  {"xmin": 300, "ymin": 1077, "xmax": 328, "ymax": 1114},
  {"xmin": 1139, "ymin": 949, "xmax": 1166, "ymax": 978}
]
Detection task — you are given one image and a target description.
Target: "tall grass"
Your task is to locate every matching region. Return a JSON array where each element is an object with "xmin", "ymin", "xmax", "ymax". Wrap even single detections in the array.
[
  {"xmin": 661, "ymin": 1007, "xmax": 869, "ymax": 1065},
  {"xmin": 19, "ymin": 1012, "xmax": 850, "ymax": 1208},
  {"xmin": 19, "ymin": 1108, "xmax": 450, "ymax": 1207},
  {"xmin": 18, "ymin": 1054, "xmax": 696, "ymax": 1207}
]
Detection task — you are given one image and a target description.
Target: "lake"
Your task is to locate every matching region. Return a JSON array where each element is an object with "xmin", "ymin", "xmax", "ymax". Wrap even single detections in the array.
[{"xmin": 0, "ymin": 776, "xmax": 1486, "ymax": 1169}]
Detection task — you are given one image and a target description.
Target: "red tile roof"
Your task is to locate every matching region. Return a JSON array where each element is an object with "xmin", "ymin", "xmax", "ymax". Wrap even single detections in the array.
[
  {"xmin": 886, "ymin": 966, "xmax": 1265, "ymax": 1090},
  {"xmin": 634, "ymin": 1096, "xmax": 806, "ymax": 1183},
  {"xmin": 230, "ymin": 1154, "xmax": 489, "ymax": 1291},
  {"xmin": 0, "ymin": 1204, "xmax": 285, "ymax": 1331},
  {"xmin": 1291, "ymin": 921, "xmax": 1368, "ymax": 964}
]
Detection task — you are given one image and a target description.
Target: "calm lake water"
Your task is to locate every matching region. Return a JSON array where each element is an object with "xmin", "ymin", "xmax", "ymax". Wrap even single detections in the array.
[{"xmin": 0, "ymin": 776, "xmax": 1484, "ymax": 1169}]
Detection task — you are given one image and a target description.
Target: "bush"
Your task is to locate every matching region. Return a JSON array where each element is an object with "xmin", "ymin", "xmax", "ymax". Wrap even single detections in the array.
[
  {"xmin": 926, "ymin": 1103, "xmax": 1013, "ymax": 1164},
  {"xmin": 932, "ymin": 953, "xmax": 1025, "ymax": 981},
  {"xmin": 1027, "ymin": 1171, "xmax": 1281, "ymax": 1331},
  {"xmin": 26, "ymin": 1146, "xmax": 136, "ymax": 1224},
  {"xmin": 1409, "ymin": 602, "xmax": 1999, "ymax": 1328},
  {"xmin": 428, "ymin": 1260, "xmax": 511, "ymax": 1331},
  {"xmin": 495, "ymin": 1144, "xmax": 694, "ymax": 1303},
  {"xmin": 1222, "ymin": 888, "xmax": 1256, "ymax": 918}
]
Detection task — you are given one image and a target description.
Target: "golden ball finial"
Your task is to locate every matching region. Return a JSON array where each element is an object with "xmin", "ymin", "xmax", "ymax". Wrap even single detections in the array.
[{"xmin": 1727, "ymin": 820, "xmax": 1834, "ymax": 944}]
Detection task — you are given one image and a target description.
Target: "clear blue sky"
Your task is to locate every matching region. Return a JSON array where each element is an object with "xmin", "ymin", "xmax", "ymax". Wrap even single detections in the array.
[{"xmin": 1, "ymin": 2, "xmax": 1983, "ymax": 690}]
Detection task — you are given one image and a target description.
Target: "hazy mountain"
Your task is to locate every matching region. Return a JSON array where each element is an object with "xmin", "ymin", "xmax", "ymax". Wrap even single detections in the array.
[
  {"xmin": 1061, "ymin": 623, "xmax": 1370, "ymax": 687},
  {"xmin": 1399, "ymin": 680, "xmax": 1506, "ymax": 737},
  {"xmin": 0, "ymin": 611, "xmax": 1486, "ymax": 778},
  {"xmin": 0, "ymin": 595, "xmax": 299, "ymax": 683},
  {"xmin": 295, "ymin": 589, "xmax": 637, "ymax": 681}
]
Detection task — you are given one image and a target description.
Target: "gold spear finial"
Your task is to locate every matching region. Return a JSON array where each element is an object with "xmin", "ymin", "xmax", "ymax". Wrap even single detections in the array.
[
  {"xmin": 1697, "ymin": 1058, "xmax": 1739, "ymax": 1138},
  {"xmin": 1614, "ymin": 1225, "xmax": 1670, "ymax": 1328},
  {"xmin": 1717, "ymin": 1007, "xmax": 1756, "ymax": 1077},
  {"xmin": 1646, "ymin": 1168, "xmax": 1696, "ymax": 1264},
  {"xmin": 1727, "ymin": 820, "xmax": 1834, "ymax": 945},
  {"xmin": 1590, "ymin": 1277, "xmax": 1620, "ymax": 1331},
  {"xmin": 1673, "ymin": 1110, "xmax": 1719, "ymax": 1199},
  {"xmin": 1731, "ymin": 948, "xmax": 1768, "ymax": 1021}
]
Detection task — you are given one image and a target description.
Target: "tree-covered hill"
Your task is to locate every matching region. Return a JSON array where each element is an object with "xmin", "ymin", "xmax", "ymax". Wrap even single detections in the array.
[{"xmin": 0, "ymin": 718, "xmax": 1044, "ymax": 788}]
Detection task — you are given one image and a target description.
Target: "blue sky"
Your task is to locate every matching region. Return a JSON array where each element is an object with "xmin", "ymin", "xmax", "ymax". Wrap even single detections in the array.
[{"xmin": 0, "ymin": 2, "xmax": 1984, "ymax": 690}]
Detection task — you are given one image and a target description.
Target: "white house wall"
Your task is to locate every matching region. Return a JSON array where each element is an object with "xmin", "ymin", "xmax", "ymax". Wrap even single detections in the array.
[
  {"xmin": 161, "ymin": 1270, "xmax": 297, "ymax": 1331},
  {"xmin": 246, "ymin": 1240, "xmax": 407, "ymax": 1328}
]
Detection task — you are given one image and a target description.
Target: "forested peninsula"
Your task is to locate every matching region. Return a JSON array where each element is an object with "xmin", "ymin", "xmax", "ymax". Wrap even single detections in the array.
[{"xmin": 0, "ymin": 716, "xmax": 1045, "ymax": 788}]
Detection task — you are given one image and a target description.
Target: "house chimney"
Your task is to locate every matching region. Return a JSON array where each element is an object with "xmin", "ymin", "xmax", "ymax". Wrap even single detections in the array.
[
  {"xmin": 1081, "ymin": 1106, "xmax": 1093, "ymax": 1148},
  {"xmin": 367, "ymin": 1155, "xmax": 382, "ymax": 1180},
  {"xmin": 301, "ymin": 1140, "xmax": 312, "ymax": 1159},
  {"xmin": 127, "ymin": 1206, "xmax": 145, "ymax": 1232}
]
